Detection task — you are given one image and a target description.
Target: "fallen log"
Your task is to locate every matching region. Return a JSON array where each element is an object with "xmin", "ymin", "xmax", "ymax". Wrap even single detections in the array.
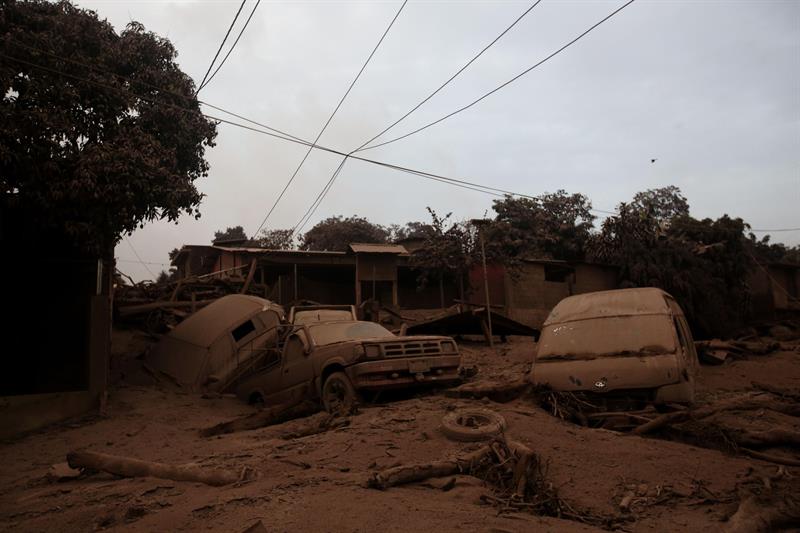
[
  {"xmin": 66, "ymin": 450, "xmax": 245, "ymax": 487},
  {"xmin": 751, "ymin": 381, "xmax": 800, "ymax": 401},
  {"xmin": 279, "ymin": 411, "xmax": 351, "ymax": 440},
  {"xmin": 724, "ymin": 494, "xmax": 800, "ymax": 533},
  {"xmin": 200, "ymin": 400, "xmax": 319, "ymax": 437},
  {"xmin": 631, "ymin": 393, "xmax": 799, "ymax": 436},
  {"xmin": 367, "ymin": 445, "xmax": 492, "ymax": 490},
  {"xmin": 740, "ymin": 449, "xmax": 800, "ymax": 467},
  {"xmin": 445, "ymin": 378, "xmax": 531, "ymax": 403},
  {"xmin": 734, "ymin": 429, "xmax": 800, "ymax": 449},
  {"xmin": 510, "ymin": 441, "xmax": 534, "ymax": 499}
]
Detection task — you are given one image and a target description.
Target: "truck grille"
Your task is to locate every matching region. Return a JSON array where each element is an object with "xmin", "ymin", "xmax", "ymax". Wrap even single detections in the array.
[{"xmin": 381, "ymin": 341, "xmax": 443, "ymax": 357}]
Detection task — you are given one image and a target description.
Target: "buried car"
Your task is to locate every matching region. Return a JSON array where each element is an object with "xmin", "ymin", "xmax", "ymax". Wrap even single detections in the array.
[
  {"xmin": 146, "ymin": 295, "xmax": 285, "ymax": 393},
  {"xmin": 529, "ymin": 288, "xmax": 699, "ymax": 406},
  {"xmin": 236, "ymin": 320, "xmax": 461, "ymax": 411}
]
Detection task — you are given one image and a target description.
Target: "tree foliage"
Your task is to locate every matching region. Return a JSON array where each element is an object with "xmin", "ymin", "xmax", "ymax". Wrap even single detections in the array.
[
  {"xmin": 485, "ymin": 190, "xmax": 595, "ymax": 267},
  {"xmin": 256, "ymin": 228, "xmax": 295, "ymax": 250},
  {"xmin": 748, "ymin": 234, "xmax": 800, "ymax": 265},
  {"xmin": 410, "ymin": 208, "xmax": 476, "ymax": 289},
  {"xmin": 630, "ymin": 185, "xmax": 690, "ymax": 224},
  {"xmin": 389, "ymin": 221, "xmax": 435, "ymax": 242},
  {"xmin": 212, "ymin": 225, "xmax": 247, "ymax": 244},
  {"xmin": 0, "ymin": 1, "xmax": 217, "ymax": 253},
  {"xmin": 588, "ymin": 194, "xmax": 753, "ymax": 338},
  {"xmin": 300, "ymin": 215, "xmax": 389, "ymax": 251}
]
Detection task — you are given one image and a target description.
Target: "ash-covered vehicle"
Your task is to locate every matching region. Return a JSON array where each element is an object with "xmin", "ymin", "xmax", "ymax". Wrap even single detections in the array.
[
  {"xmin": 288, "ymin": 304, "xmax": 357, "ymax": 325},
  {"xmin": 529, "ymin": 287, "xmax": 699, "ymax": 407},
  {"xmin": 237, "ymin": 320, "xmax": 462, "ymax": 412}
]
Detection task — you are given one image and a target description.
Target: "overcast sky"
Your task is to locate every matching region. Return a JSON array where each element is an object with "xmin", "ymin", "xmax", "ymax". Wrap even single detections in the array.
[{"xmin": 76, "ymin": 0, "xmax": 799, "ymax": 281}]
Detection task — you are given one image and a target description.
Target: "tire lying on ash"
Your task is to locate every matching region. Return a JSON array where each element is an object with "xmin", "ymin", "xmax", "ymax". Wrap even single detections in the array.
[
  {"xmin": 322, "ymin": 371, "xmax": 359, "ymax": 413},
  {"xmin": 440, "ymin": 408, "xmax": 507, "ymax": 442}
]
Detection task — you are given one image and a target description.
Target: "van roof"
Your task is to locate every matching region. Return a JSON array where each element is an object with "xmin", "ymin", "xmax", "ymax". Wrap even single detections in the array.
[
  {"xmin": 544, "ymin": 288, "xmax": 676, "ymax": 326},
  {"xmin": 169, "ymin": 294, "xmax": 283, "ymax": 347}
]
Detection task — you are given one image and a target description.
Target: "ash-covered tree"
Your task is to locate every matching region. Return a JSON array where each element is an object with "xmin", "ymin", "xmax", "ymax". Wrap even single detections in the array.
[
  {"xmin": 0, "ymin": 1, "xmax": 217, "ymax": 254},
  {"xmin": 212, "ymin": 225, "xmax": 247, "ymax": 244},
  {"xmin": 486, "ymin": 190, "xmax": 595, "ymax": 267},
  {"xmin": 588, "ymin": 192, "xmax": 752, "ymax": 338},
  {"xmin": 748, "ymin": 234, "xmax": 800, "ymax": 265},
  {"xmin": 389, "ymin": 221, "xmax": 435, "ymax": 241},
  {"xmin": 256, "ymin": 228, "xmax": 295, "ymax": 250},
  {"xmin": 300, "ymin": 215, "xmax": 389, "ymax": 251},
  {"xmin": 630, "ymin": 185, "xmax": 690, "ymax": 224},
  {"xmin": 410, "ymin": 208, "xmax": 476, "ymax": 303}
]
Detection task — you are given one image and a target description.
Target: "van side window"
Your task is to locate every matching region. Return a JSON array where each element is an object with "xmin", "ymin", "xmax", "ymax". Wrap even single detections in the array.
[{"xmin": 232, "ymin": 319, "xmax": 256, "ymax": 342}]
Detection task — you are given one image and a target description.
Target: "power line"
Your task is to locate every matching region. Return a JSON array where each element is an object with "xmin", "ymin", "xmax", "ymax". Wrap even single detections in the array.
[
  {"xmin": 125, "ymin": 237, "xmax": 156, "ymax": 279},
  {"xmin": 352, "ymin": 0, "xmax": 542, "ymax": 153},
  {"xmin": 17, "ymin": 49, "xmax": 790, "ymax": 234},
  {"xmin": 2, "ymin": 43, "xmax": 547, "ymax": 206},
  {"xmin": 292, "ymin": 1, "xmax": 544, "ymax": 229},
  {"xmin": 199, "ymin": 0, "xmax": 262, "ymax": 92},
  {"xmin": 196, "ymin": 0, "xmax": 247, "ymax": 93},
  {"xmin": 295, "ymin": 0, "xmax": 632, "ymax": 228},
  {"xmin": 203, "ymin": 114, "xmax": 623, "ymax": 221},
  {"xmin": 292, "ymin": 157, "xmax": 350, "ymax": 234},
  {"xmin": 359, "ymin": 0, "xmax": 637, "ymax": 152},
  {"xmin": 249, "ymin": 0, "xmax": 408, "ymax": 240},
  {"xmin": 4, "ymin": 50, "xmax": 615, "ymax": 220},
  {"xmin": 6, "ymin": 36, "xmax": 305, "ymax": 145}
]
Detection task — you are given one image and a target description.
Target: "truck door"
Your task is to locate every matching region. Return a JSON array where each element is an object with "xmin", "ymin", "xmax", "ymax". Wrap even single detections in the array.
[{"xmin": 277, "ymin": 329, "xmax": 315, "ymax": 404}]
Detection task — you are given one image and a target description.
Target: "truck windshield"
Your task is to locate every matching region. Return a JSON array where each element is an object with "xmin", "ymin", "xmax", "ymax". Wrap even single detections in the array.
[
  {"xmin": 293, "ymin": 309, "xmax": 354, "ymax": 325},
  {"xmin": 309, "ymin": 322, "xmax": 393, "ymax": 346}
]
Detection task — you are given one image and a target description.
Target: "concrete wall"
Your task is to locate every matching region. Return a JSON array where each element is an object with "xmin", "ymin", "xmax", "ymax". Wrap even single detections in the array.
[
  {"xmin": 573, "ymin": 263, "xmax": 618, "ymax": 295},
  {"xmin": 0, "ymin": 206, "xmax": 110, "ymax": 438},
  {"xmin": 502, "ymin": 262, "xmax": 618, "ymax": 328},
  {"xmin": 504, "ymin": 263, "xmax": 570, "ymax": 328}
]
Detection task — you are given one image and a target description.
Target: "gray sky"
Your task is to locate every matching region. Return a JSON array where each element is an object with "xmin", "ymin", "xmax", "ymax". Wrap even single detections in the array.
[{"xmin": 78, "ymin": 0, "xmax": 799, "ymax": 281}]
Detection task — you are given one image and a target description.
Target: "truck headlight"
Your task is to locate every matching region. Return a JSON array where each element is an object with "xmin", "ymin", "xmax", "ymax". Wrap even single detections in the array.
[
  {"xmin": 441, "ymin": 341, "xmax": 456, "ymax": 353},
  {"xmin": 364, "ymin": 344, "xmax": 382, "ymax": 358},
  {"xmin": 353, "ymin": 345, "xmax": 365, "ymax": 358}
]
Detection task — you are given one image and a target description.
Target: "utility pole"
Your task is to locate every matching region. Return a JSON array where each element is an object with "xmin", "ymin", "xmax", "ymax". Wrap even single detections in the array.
[{"xmin": 471, "ymin": 219, "xmax": 493, "ymax": 348}]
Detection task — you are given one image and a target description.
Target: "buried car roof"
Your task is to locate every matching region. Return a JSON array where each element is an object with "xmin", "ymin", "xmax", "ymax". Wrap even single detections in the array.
[
  {"xmin": 169, "ymin": 294, "xmax": 284, "ymax": 348},
  {"xmin": 544, "ymin": 287, "xmax": 676, "ymax": 326}
]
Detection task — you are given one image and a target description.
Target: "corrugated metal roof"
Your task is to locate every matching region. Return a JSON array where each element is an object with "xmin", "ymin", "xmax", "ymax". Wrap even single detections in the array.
[
  {"xmin": 212, "ymin": 246, "xmax": 347, "ymax": 255},
  {"xmin": 349, "ymin": 243, "xmax": 408, "ymax": 254}
]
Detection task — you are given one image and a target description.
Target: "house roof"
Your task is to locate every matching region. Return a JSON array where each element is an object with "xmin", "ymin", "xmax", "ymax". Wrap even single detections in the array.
[
  {"xmin": 213, "ymin": 246, "xmax": 346, "ymax": 256},
  {"xmin": 349, "ymin": 243, "xmax": 408, "ymax": 254}
]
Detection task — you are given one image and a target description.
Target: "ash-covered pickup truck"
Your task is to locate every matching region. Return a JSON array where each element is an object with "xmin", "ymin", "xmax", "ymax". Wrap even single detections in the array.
[{"xmin": 236, "ymin": 320, "xmax": 461, "ymax": 412}]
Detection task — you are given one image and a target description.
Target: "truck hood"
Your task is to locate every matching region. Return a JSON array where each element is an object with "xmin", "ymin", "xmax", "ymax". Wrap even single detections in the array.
[{"xmin": 529, "ymin": 353, "xmax": 681, "ymax": 393}]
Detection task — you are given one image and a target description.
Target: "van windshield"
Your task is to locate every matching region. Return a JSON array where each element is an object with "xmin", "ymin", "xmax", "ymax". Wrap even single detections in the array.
[
  {"xmin": 308, "ymin": 322, "xmax": 393, "ymax": 346},
  {"xmin": 537, "ymin": 315, "xmax": 676, "ymax": 359}
]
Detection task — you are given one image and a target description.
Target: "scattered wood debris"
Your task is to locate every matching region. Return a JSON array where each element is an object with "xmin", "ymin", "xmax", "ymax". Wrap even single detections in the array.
[
  {"xmin": 66, "ymin": 450, "xmax": 254, "ymax": 487},
  {"xmin": 199, "ymin": 400, "xmax": 320, "ymax": 437}
]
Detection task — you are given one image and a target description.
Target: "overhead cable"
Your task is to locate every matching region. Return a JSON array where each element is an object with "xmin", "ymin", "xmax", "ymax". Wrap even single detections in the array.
[
  {"xmin": 358, "ymin": 0, "xmax": 637, "ymax": 152},
  {"xmin": 196, "ymin": 0, "xmax": 247, "ymax": 93},
  {"xmin": 352, "ymin": 0, "xmax": 542, "ymax": 153},
  {"xmin": 249, "ymin": 0, "xmax": 408, "ymax": 240},
  {"xmin": 199, "ymin": 0, "xmax": 262, "ymax": 92}
]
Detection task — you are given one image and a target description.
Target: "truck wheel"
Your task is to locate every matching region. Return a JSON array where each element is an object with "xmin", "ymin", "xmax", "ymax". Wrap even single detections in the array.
[
  {"xmin": 441, "ymin": 408, "xmax": 506, "ymax": 442},
  {"xmin": 322, "ymin": 372, "xmax": 358, "ymax": 414}
]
